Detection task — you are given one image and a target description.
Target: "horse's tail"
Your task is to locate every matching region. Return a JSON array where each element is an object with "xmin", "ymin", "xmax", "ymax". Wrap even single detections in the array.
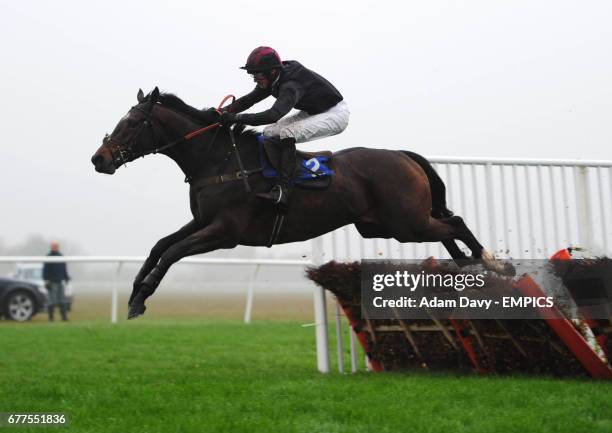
[{"xmin": 402, "ymin": 151, "xmax": 454, "ymax": 219}]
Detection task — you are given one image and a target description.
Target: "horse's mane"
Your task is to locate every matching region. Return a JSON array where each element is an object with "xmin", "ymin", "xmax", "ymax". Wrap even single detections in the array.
[
  {"xmin": 158, "ymin": 92, "xmax": 210, "ymax": 124},
  {"xmin": 157, "ymin": 92, "xmax": 259, "ymax": 140}
]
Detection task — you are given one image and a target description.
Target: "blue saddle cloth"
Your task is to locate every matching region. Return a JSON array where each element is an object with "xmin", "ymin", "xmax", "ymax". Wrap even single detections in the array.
[{"xmin": 256, "ymin": 134, "xmax": 333, "ymax": 184}]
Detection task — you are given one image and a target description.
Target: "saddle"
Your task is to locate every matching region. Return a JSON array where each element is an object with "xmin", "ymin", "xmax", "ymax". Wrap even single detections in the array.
[
  {"xmin": 297, "ymin": 149, "xmax": 332, "ymax": 160},
  {"xmin": 255, "ymin": 133, "xmax": 334, "ymax": 248},
  {"xmin": 256, "ymin": 134, "xmax": 333, "ymax": 190}
]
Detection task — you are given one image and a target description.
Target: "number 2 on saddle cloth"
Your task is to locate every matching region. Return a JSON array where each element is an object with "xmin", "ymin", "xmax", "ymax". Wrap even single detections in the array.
[{"xmin": 256, "ymin": 133, "xmax": 333, "ymax": 190}]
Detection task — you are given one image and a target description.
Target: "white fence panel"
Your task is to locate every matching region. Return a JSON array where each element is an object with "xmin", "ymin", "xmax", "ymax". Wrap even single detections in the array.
[{"xmin": 322, "ymin": 158, "xmax": 612, "ymax": 260}]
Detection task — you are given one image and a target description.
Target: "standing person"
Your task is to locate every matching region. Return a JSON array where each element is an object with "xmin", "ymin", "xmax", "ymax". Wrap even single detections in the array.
[
  {"xmin": 220, "ymin": 46, "xmax": 350, "ymax": 209},
  {"xmin": 42, "ymin": 241, "xmax": 70, "ymax": 322}
]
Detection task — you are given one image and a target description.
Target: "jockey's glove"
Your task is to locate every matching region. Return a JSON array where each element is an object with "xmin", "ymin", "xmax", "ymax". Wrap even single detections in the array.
[{"xmin": 221, "ymin": 112, "xmax": 237, "ymax": 126}]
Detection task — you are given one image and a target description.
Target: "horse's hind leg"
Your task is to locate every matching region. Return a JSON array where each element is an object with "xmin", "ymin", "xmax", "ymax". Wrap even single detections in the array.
[
  {"xmin": 442, "ymin": 240, "xmax": 469, "ymax": 261},
  {"xmin": 442, "ymin": 216, "xmax": 484, "ymax": 258},
  {"xmin": 443, "ymin": 216, "xmax": 515, "ymax": 275},
  {"xmin": 432, "ymin": 205, "xmax": 468, "ymax": 261},
  {"xmin": 395, "ymin": 215, "xmax": 482, "ymax": 258}
]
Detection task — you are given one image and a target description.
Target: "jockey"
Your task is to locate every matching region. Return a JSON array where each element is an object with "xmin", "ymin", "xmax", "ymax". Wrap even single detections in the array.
[{"xmin": 221, "ymin": 46, "xmax": 349, "ymax": 208}]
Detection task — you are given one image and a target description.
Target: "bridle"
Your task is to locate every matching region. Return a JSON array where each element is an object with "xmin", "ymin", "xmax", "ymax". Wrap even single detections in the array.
[
  {"xmin": 104, "ymin": 105, "xmax": 159, "ymax": 167},
  {"xmin": 103, "ymin": 94, "xmax": 254, "ymax": 192},
  {"xmin": 104, "ymin": 95, "xmax": 233, "ymax": 168}
]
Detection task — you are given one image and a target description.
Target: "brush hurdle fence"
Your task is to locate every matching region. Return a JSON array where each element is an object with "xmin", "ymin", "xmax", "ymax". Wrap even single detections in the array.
[{"xmin": 2, "ymin": 157, "xmax": 611, "ymax": 373}]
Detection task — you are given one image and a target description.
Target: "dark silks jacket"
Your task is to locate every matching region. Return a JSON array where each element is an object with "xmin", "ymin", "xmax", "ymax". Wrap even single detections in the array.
[
  {"xmin": 42, "ymin": 251, "xmax": 70, "ymax": 283},
  {"xmin": 228, "ymin": 60, "xmax": 343, "ymax": 126}
]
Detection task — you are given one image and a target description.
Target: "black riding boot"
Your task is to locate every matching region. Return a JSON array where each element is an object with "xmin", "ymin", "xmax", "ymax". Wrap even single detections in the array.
[
  {"xmin": 257, "ymin": 137, "xmax": 297, "ymax": 209},
  {"xmin": 47, "ymin": 306, "xmax": 54, "ymax": 322},
  {"xmin": 59, "ymin": 304, "xmax": 68, "ymax": 321}
]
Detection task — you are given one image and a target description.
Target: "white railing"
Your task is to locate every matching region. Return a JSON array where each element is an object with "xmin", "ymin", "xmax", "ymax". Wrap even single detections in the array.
[
  {"xmin": 1, "ymin": 254, "xmax": 331, "ymax": 369},
  {"xmin": 320, "ymin": 157, "xmax": 612, "ymax": 262},
  {"xmin": 0, "ymin": 256, "xmax": 312, "ymax": 324}
]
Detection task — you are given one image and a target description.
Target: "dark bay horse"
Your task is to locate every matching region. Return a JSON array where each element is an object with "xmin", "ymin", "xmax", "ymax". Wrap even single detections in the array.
[{"xmin": 91, "ymin": 87, "xmax": 510, "ymax": 319}]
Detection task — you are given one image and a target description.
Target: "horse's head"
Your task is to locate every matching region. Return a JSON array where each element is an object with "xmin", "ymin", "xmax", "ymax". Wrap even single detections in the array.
[{"xmin": 91, "ymin": 87, "xmax": 162, "ymax": 174}]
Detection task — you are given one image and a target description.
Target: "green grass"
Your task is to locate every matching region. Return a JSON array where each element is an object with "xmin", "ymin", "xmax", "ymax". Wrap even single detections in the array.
[{"xmin": 1, "ymin": 320, "xmax": 611, "ymax": 433}]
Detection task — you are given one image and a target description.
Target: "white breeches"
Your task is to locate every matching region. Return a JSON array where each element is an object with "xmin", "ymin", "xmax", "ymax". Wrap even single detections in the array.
[{"xmin": 263, "ymin": 100, "xmax": 350, "ymax": 143}]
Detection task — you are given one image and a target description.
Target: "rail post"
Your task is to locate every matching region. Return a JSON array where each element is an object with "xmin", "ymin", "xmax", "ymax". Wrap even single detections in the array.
[
  {"xmin": 335, "ymin": 301, "xmax": 345, "ymax": 373},
  {"xmin": 574, "ymin": 166, "xmax": 594, "ymax": 250},
  {"xmin": 312, "ymin": 236, "xmax": 330, "ymax": 373},
  {"xmin": 111, "ymin": 261, "xmax": 122, "ymax": 324},
  {"xmin": 243, "ymin": 264, "xmax": 260, "ymax": 324}
]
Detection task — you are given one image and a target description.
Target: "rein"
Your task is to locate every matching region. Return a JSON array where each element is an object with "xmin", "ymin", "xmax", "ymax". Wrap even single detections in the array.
[
  {"xmin": 106, "ymin": 94, "xmax": 259, "ymax": 191},
  {"xmin": 151, "ymin": 94, "xmax": 234, "ymax": 154}
]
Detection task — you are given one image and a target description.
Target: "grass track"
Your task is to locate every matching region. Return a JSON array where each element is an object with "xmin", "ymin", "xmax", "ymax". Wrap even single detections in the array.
[{"xmin": 1, "ymin": 320, "xmax": 611, "ymax": 433}]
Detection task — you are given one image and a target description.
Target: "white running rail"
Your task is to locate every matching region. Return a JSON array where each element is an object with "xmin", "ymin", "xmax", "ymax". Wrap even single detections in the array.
[{"xmin": 0, "ymin": 256, "xmax": 312, "ymax": 325}]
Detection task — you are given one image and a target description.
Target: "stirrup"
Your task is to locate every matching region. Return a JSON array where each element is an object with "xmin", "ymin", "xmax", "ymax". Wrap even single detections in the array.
[{"xmin": 257, "ymin": 184, "xmax": 285, "ymax": 204}]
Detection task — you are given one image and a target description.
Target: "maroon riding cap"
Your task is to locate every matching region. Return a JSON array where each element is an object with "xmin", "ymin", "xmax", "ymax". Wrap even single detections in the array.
[{"xmin": 240, "ymin": 46, "xmax": 283, "ymax": 73}]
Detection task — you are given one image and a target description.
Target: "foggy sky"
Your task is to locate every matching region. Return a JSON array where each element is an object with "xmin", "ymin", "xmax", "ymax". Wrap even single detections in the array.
[{"xmin": 1, "ymin": 0, "xmax": 610, "ymax": 255}]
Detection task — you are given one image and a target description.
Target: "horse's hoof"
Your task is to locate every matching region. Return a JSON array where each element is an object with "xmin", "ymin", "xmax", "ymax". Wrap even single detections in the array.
[
  {"xmin": 127, "ymin": 303, "xmax": 146, "ymax": 320},
  {"xmin": 481, "ymin": 250, "xmax": 515, "ymax": 277}
]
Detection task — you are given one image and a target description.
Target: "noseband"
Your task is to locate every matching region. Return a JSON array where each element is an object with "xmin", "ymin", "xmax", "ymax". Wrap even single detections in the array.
[{"xmin": 104, "ymin": 105, "xmax": 159, "ymax": 167}]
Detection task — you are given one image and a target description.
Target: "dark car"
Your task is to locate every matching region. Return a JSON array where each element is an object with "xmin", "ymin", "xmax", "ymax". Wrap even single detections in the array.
[
  {"xmin": 11, "ymin": 263, "xmax": 74, "ymax": 311},
  {"xmin": 0, "ymin": 276, "xmax": 47, "ymax": 321}
]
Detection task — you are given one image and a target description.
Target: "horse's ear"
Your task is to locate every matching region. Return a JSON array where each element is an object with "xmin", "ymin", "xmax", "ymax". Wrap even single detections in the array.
[
  {"xmin": 150, "ymin": 86, "xmax": 160, "ymax": 101},
  {"xmin": 137, "ymin": 89, "xmax": 145, "ymax": 103}
]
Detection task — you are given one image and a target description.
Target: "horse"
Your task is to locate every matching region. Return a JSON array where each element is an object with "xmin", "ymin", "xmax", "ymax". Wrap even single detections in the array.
[{"xmin": 91, "ymin": 87, "xmax": 511, "ymax": 319}]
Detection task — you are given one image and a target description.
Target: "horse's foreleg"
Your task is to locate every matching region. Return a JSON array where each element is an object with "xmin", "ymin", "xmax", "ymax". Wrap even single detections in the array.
[
  {"xmin": 129, "ymin": 219, "xmax": 200, "ymax": 307},
  {"xmin": 128, "ymin": 220, "xmax": 238, "ymax": 319}
]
